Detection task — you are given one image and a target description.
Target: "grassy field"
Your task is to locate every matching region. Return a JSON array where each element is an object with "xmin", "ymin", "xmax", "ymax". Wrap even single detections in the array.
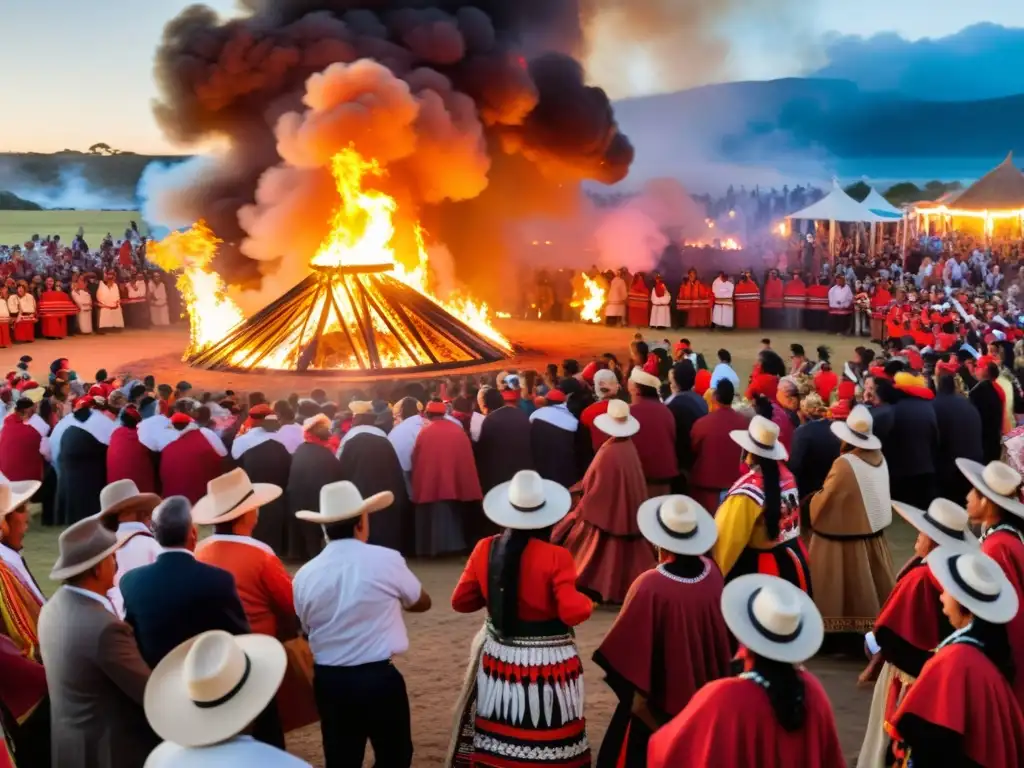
[{"xmin": 0, "ymin": 210, "xmax": 145, "ymax": 246}]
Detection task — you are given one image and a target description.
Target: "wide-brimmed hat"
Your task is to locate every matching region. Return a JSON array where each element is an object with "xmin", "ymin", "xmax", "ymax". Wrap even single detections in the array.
[
  {"xmin": 957, "ymin": 459, "xmax": 1024, "ymax": 519},
  {"xmin": 96, "ymin": 479, "xmax": 160, "ymax": 520},
  {"xmin": 144, "ymin": 630, "xmax": 287, "ymax": 748},
  {"xmin": 927, "ymin": 548, "xmax": 1019, "ymax": 624},
  {"xmin": 721, "ymin": 574, "xmax": 824, "ymax": 664},
  {"xmin": 20, "ymin": 387, "xmax": 45, "ymax": 404},
  {"xmin": 294, "ymin": 481, "xmax": 393, "ymax": 525},
  {"xmin": 893, "ymin": 498, "xmax": 979, "ymax": 552},
  {"xmin": 50, "ymin": 518, "xmax": 125, "ymax": 581},
  {"xmin": 0, "ymin": 479, "xmax": 41, "ymax": 517},
  {"xmin": 191, "ymin": 468, "xmax": 282, "ymax": 526},
  {"xmin": 637, "ymin": 495, "xmax": 717, "ymax": 555},
  {"xmin": 730, "ymin": 415, "xmax": 788, "ymax": 461},
  {"xmin": 629, "ymin": 367, "xmax": 661, "ymax": 390},
  {"xmin": 302, "ymin": 413, "xmax": 331, "ymax": 432},
  {"xmin": 348, "ymin": 400, "xmax": 373, "ymax": 416},
  {"xmin": 483, "ymin": 470, "xmax": 571, "ymax": 531},
  {"xmin": 593, "ymin": 399, "xmax": 639, "ymax": 438},
  {"xmin": 830, "ymin": 404, "xmax": 881, "ymax": 450}
]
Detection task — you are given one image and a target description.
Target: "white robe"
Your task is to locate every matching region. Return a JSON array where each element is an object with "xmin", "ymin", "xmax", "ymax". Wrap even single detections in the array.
[
  {"xmin": 712, "ymin": 278, "xmax": 735, "ymax": 327},
  {"xmin": 4, "ymin": 297, "xmax": 16, "ymax": 317},
  {"xmin": 604, "ymin": 277, "xmax": 627, "ymax": 318},
  {"xmin": 17, "ymin": 294, "xmax": 35, "ymax": 316},
  {"xmin": 71, "ymin": 289, "xmax": 93, "ymax": 333},
  {"xmin": 650, "ymin": 286, "xmax": 672, "ymax": 328},
  {"xmin": 95, "ymin": 282, "xmax": 124, "ymax": 329},
  {"xmin": 148, "ymin": 280, "xmax": 170, "ymax": 326}
]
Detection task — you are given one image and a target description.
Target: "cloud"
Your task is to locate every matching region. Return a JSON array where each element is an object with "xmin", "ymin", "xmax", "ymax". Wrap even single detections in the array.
[{"xmin": 812, "ymin": 23, "xmax": 1024, "ymax": 101}]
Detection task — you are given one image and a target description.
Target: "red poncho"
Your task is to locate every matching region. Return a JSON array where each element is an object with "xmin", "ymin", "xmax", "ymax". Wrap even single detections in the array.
[
  {"xmin": 159, "ymin": 429, "xmax": 223, "ymax": 504},
  {"xmin": 411, "ymin": 418, "xmax": 482, "ymax": 503},
  {"xmin": 0, "ymin": 415, "xmax": 42, "ymax": 482},
  {"xmin": 982, "ymin": 529, "xmax": 1024, "ymax": 710},
  {"xmin": 107, "ymin": 425, "xmax": 157, "ymax": 493}
]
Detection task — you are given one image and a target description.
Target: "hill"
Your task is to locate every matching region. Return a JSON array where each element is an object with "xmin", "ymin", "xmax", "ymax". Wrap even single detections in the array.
[{"xmin": 0, "ymin": 191, "xmax": 42, "ymax": 211}]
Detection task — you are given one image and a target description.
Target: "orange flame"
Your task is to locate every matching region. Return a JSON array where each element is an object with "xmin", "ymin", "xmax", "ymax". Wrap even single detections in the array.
[{"xmin": 578, "ymin": 273, "xmax": 606, "ymax": 323}]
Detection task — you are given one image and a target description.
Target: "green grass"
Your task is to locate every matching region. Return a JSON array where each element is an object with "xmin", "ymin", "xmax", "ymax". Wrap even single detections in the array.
[{"xmin": 0, "ymin": 210, "xmax": 145, "ymax": 247}]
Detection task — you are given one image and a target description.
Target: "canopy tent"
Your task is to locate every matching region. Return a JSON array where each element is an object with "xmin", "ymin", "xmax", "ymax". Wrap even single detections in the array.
[
  {"xmin": 787, "ymin": 180, "xmax": 892, "ymax": 224},
  {"xmin": 863, "ymin": 188, "xmax": 903, "ymax": 219}
]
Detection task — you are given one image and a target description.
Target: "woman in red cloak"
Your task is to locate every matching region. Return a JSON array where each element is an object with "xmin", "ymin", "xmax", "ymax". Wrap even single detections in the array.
[
  {"xmin": 106, "ymin": 406, "xmax": 158, "ymax": 494},
  {"xmin": 627, "ymin": 273, "xmax": 650, "ymax": 328},
  {"xmin": 37, "ymin": 277, "xmax": 77, "ymax": 340},
  {"xmin": 552, "ymin": 399, "xmax": 655, "ymax": 604},
  {"xmin": 869, "ymin": 282, "xmax": 892, "ymax": 343},
  {"xmin": 648, "ymin": 574, "xmax": 843, "ymax": 768},
  {"xmin": 733, "ymin": 270, "xmax": 761, "ymax": 330},
  {"xmin": 158, "ymin": 413, "xmax": 224, "ymax": 504},
  {"xmin": 890, "ymin": 548, "xmax": 1024, "ymax": 767},
  {"xmin": 448, "ymin": 470, "xmax": 593, "ymax": 768},
  {"xmin": 857, "ymin": 498, "xmax": 974, "ymax": 766},
  {"xmin": 958, "ymin": 458, "xmax": 1024, "ymax": 710},
  {"xmin": 593, "ymin": 495, "xmax": 730, "ymax": 767}
]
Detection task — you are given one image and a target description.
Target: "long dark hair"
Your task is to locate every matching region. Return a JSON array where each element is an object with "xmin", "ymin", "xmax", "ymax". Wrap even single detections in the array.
[
  {"xmin": 752, "ymin": 655, "xmax": 807, "ymax": 732},
  {"xmin": 750, "ymin": 396, "xmax": 782, "ymax": 539},
  {"xmin": 490, "ymin": 526, "xmax": 554, "ymax": 635},
  {"xmin": 962, "ymin": 618, "xmax": 1016, "ymax": 684}
]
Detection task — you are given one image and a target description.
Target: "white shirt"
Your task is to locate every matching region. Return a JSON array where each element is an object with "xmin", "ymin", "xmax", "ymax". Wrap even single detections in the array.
[
  {"xmin": 138, "ymin": 414, "xmax": 171, "ymax": 451},
  {"xmin": 63, "ymin": 585, "xmax": 117, "ymax": 615},
  {"xmin": 827, "ymin": 283, "xmax": 853, "ymax": 310},
  {"xmin": 388, "ymin": 415, "xmax": 424, "ymax": 472},
  {"xmin": 710, "ymin": 363, "xmax": 740, "ymax": 389},
  {"xmin": 0, "ymin": 542, "xmax": 44, "ymax": 603},
  {"xmin": 470, "ymin": 411, "xmax": 485, "ymax": 443},
  {"xmin": 273, "ymin": 423, "xmax": 304, "ymax": 454},
  {"xmin": 108, "ymin": 522, "xmax": 163, "ymax": 618},
  {"xmin": 293, "ymin": 539, "xmax": 422, "ymax": 667},
  {"xmin": 145, "ymin": 736, "xmax": 312, "ymax": 767}
]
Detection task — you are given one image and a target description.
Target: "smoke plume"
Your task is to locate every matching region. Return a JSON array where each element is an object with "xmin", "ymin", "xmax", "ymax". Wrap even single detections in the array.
[{"xmin": 144, "ymin": 0, "xmax": 632, "ymax": 305}]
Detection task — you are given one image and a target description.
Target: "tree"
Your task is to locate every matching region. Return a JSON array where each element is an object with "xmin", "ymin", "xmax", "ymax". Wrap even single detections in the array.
[
  {"xmin": 843, "ymin": 181, "xmax": 870, "ymax": 202},
  {"xmin": 87, "ymin": 143, "xmax": 123, "ymax": 156}
]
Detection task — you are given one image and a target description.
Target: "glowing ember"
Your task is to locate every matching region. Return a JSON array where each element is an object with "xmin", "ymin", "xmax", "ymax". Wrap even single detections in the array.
[
  {"xmin": 722, "ymin": 238, "xmax": 741, "ymax": 250},
  {"xmin": 158, "ymin": 145, "xmax": 510, "ymax": 370},
  {"xmin": 147, "ymin": 222, "xmax": 245, "ymax": 355}
]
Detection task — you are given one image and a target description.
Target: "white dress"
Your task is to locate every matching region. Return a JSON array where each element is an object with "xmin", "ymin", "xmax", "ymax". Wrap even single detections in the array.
[
  {"xmin": 604, "ymin": 277, "xmax": 627, "ymax": 319},
  {"xmin": 148, "ymin": 280, "xmax": 170, "ymax": 326},
  {"xmin": 71, "ymin": 289, "xmax": 93, "ymax": 334},
  {"xmin": 649, "ymin": 287, "xmax": 672, "ymax": 328},
  {"xmin": 95, "ymin": 282, "xmax": 125, "ymax": 329},
  {"xmin": 712, "ymin": 277, "xmax": 735, "ymax": 327}
]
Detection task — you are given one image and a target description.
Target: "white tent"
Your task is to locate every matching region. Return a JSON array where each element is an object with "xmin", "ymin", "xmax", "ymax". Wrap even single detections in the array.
[
  {"xmin": 862, "ymin": 187, "xmax": 903, "ymax": 257},
  {"xmin": 787, "ymin": 180, "xmax": 891, "ymax": 259}
]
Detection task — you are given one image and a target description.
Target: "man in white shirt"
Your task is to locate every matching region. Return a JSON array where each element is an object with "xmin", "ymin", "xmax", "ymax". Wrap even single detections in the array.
[
  {"xmin": 827, "ymin": 274, "xmax": 854, "ymax": 336},
  {"xmin": 95, "ymin": 480, "xmax": 162, "ymax": 618},
  {"xmin": 293, "ymin": 481, "xmax": 431, "ymax": 768},
  {"xmin": 709, "ymin": 348, "xmax": 741, "ymax": 390},
  {"xmin": 711, "ymin": 272, "xmax": 735, "ymax": 329},
  {"xmin": 388, "ymin": 397, "xmax": 425, "ymax": 492}
]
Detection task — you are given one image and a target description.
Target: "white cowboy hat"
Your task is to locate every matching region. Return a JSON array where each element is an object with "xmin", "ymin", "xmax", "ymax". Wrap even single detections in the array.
[
  {"xmin": 302, "ymin": 413, "xmax": 331, "ymax": 432},
  {"xmin": 95, "ymin": 479, "xmax": 160, "ymax": 520},
  {"xmin": 830, "ymin": 405, "xmax": 881, "ymax": 451},
  {"xmin": 636, "ymin": 495, "xmax": 717, "ymax": 555},
  {"xmin": 957, "ymin": 459, "xmax": 1024, "ymax": 519},
  {"xmin": 483, "ymin": 470, "xmax": 571, "ymax": 531},
  {"xmin": 892, "ymin": 498, "xmax": 979, "ymax": 552},
  {"xmin": 721, "ymin": 574, "xmax": 824, "ymax": 664},
  {"xmin": 730, "ymin": 415, "xmax": 788, "ymax": 462},
  {"xmin": 927, "ymin": 548, "xmax": 1019, "ymax": 625},
  {"xmin": 50, "ymin": 518, "xmax": 126, "ymax": 581},
  {"xmin": 144, "ymin": 630, "xmax": 287, "ymax": 748},
  {"xmin": 20, "ymin": 387, "xmax": 45, "ymax": 404},
  {"xmin": 0, "ymin": 479, "xmax": 41, "ymax": 518},
  {"xmin": 629, "ymin": 367, "xmax": 661, "ymax": 390},
  {"xmin": 191, "ymin": 468, "xmax": 282, "ymax": 526},
  {"xmin": 294, "ymin": 481, "xmax": 393, "ymax": 525},
  {"xmin": 593, "ymin": 399, "xmax": 639, "ymax": 439}
]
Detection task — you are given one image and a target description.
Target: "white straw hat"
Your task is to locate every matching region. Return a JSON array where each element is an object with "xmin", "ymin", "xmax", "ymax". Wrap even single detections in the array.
[
  {"xmin": 629, "ymin": 367, "xmax": 661, "ymax": 390},
  {"xmin": 95, "ymin": 479, "xmax": 160, "ymax": 520},
  {"xmin": 294, "ymin": 481, "xmax": 393, "ymax": 525},
  {"xmin": 892, "ymin": 498, "xmax": 979, "ymax": 552},
  {"xmin": 721, "ymin": 574, "xmax": 824, "ymax": 664},
  {"xmin": 483, "ymin": 470, "xmax": 571, "ymax": 531},
  {"xmin": 830, "ymin": 405, "xmax": 881, "ymax": 451},
  {"xmin": 144, "ymin": 630, "xmax": 287, "ymax": 748},
  {"xmin": 730, "ymin": 415, "xmax": 788, "ymax": 461},
  {"xmin": 0, "ymin": 479, "xmax": 41, "ymax": 518},
  {"xmin": 593, "ymin": 399, "xmax": 639, "ymax": 439},
  {"xmin": 636, "ymin": 495, "xmax": 717, "ymax": 555},
  {"xmin": 50, "ymin": 518, "xmax": 126, "ymax": 581},
  {"xmin": 957, "ymin": 459, "xmax": 1024, "ymax": 519},
  {"xmin": 191, "ymin": 468, "xmax": 282, "ymax": 526},
  {"xmin": 927, "ymin": 548, "xmax": 1019, "ymax": 624}
]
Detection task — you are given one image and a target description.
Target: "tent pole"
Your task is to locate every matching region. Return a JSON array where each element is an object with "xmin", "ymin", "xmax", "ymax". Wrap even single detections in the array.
[{"xmin": 829, "ymin": 219, "xmax": 836, "ymax": 266}]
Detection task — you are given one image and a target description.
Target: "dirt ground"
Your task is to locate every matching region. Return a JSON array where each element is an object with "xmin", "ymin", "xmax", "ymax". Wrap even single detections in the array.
[{"xmin": 14, "ymin": 319, "xmax": 893, "ymax": 766}]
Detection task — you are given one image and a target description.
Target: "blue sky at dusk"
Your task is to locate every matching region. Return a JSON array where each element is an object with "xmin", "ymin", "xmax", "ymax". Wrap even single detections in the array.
[{"xmin": 1, "ymin": 0, "xmax": 1022, "ymax": 153}]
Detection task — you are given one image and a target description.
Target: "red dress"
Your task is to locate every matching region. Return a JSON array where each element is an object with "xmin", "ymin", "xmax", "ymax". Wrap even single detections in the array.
[
  {"xmin": 38, "ymin": 290, "xmax": 77, "ymax": 339},
  {"xmin": 159, "ymin": 429, "xmax": 223, "ymax": 504},
  {"xmin": 627, "ymin": 277, "xmax": 650, "ymax": 327},
  {"xmin": 106, "ymin": 426, "xmax": 157, "ymax": 493},
  {"xmin": 813, "ymin": 370, "xmax": 838, "ymax": 402},
  {"xmin": 733, "ymin": 279, "xmax": 761, "ymax": 329},
  {"xmin": 678, "ymin": 280, "xmax": 712, "ymax": 328},
  {"xmin": 0, "ymin": 415, "xmax": 42, "ymax": 482},
  {"xmin": 981, "ymin": 525, "xmax": 1024, "ymax": 710},
  {"xmin": 648, "ymin": 671, "xmax": 844, "ymax": 768},
  {"xmin": 450, "ymin": 536, "xmax": 593, "ymax": 768}
]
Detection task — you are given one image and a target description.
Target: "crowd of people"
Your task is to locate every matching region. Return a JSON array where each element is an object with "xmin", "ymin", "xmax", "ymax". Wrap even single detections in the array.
[{"xmin": 3, "ymin": 297, "xmax": 1024, "ymax": 767}]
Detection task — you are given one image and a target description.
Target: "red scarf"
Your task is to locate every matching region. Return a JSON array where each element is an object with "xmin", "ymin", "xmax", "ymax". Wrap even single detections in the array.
[
  {"xmin": 303, "ymin": 432, "xmax": 333, "ymax": 449},
  {"xmin": 654, "ymin": 279, "xmax": 666, "ymax": 297}
]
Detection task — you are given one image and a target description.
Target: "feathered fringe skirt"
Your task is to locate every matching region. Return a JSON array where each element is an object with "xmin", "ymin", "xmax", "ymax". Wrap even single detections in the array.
[{"xmin": 447, "ymin": 622, "xmax": 591, "ymax": 767}]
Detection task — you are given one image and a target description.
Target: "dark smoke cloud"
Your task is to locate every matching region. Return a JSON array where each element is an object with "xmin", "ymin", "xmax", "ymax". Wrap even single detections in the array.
[{"xmin": 147, "ymin": 0, "xmax": 632, "ymax": 299}]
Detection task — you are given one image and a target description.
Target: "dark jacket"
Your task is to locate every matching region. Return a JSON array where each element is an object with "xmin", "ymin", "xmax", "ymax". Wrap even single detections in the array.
[
  {"xmin": 933, "ymin": 392, "xmax": 985, "ymax": 502},
  {"xmin": 121, "ymin": 551, "xmax": 249, "ymax": 668},
  {"xmin": 969, "ymin": 381, "xmax": 1005, "ymax": 465},
  {"xmin": 873, "ymin": 394, "xmax": 939, "ymax": 479},
  {"xmin": 665, "ymin": 391, "xmax": 708, "ymax": 474},
  {"xmin": 476, "ymin": 406, "xmax": 534, "ymax": 494},
  {"xmin": 788, "ymin": 419, "xmax": 841, "ymax": 499}
]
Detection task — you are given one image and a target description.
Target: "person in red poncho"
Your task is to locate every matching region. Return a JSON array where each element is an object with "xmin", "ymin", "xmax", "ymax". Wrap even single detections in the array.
[
  {"xmin": 628, "ymin": 367, "xmax": 678, "ymax": 498},
  {"xmin": 856, "ymin": 498, "xmax": 970, "ymax": 766},
  {"xmin": 889, "ymin": 548, "xmax": 1024, "ymax": 768},
  {"xmin": 733, "ymin": 270, "xmax": 761, "ymax": 330},
  {"xmin": 594, "ymin": 495, "xmax": 730, "ymax": 766},
  {"xmin": 677, "ymin": 269, "xmax": 712, "ymax": 328},
  {"xmin": 37, "ymin": 277, "xmax": 78, "ymax": 340},
  {"xmin": 813, "ymin": 361, "xmax": 838, "ymax": 402},
  {"xmin": 959, "ymin": 459, "xmax": 1024, "ymax": 712},
  {"xmin": 0, "ymin": 397, "xmax": 44, "ymax": 483},
  {"xmin": 411, "ymin": 400, "xmax": 483, "ymax": 557},
  {"xmin": 157, "ymin": 412, "xmax": 224, "ymax": 504},
  {"xmin": 627, "ymin": 272, "xmax": 650, "ymax": 328},
  {"xmin": 648, "ymin": 574, "xmax": 843, "ymax": 768},
  {"xmin": 552, "ymin": 400, "xmax": 655, "ymax": 604},
  {"xmin": 746, "ymin": 349, "xmax": 785, "ymax": 404},
  {"xmin": 106, "ymin": 406, "xmax": 157, "ymax": 494},
  {"xmin": 869, "ymin": 281, "xmax": 892, "ymax": 343}
]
